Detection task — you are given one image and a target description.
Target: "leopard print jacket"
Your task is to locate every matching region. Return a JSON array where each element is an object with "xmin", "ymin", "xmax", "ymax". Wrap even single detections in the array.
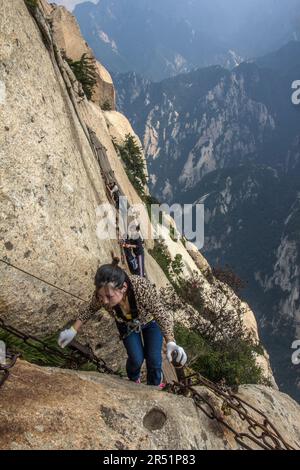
[{"xmin": 77, "ymin": 275, "xmax": 175, "ymax": 342}]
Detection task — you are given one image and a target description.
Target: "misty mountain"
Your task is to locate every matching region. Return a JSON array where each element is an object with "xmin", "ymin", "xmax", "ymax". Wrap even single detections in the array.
[
  {"xmin": 74, "ymin": 0, "xmax": 300, "ymax": 81},
  {"xmin": 114, "ymin": 41, "xmax": 300, "ymax": 199}
]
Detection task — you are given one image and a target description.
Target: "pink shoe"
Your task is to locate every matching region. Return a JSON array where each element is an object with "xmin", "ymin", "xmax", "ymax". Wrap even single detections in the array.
[
  {"xmin": 135, "ymin": 378, "xmax": 141, "ymax": 384},
  {"xmin": 158, "ymin": 382, "xmax": 166, "ymax": 389}
]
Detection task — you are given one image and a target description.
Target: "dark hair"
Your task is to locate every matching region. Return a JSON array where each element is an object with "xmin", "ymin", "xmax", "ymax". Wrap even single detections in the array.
[
  {"xmin": 95, "ymin": 258, "xmax": 138, "ymax": 317},
  {"xmin": 94, "ymin": 257, "xmax": 130, "ymax": 290}
]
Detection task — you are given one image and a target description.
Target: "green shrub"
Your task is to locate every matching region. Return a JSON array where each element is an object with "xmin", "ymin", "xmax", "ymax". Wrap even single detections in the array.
[
  {"xmin": 169, "ymin": 225, "xmax": 179, "ymax": 242},
  {"xmin": 25, "ymin": 0, "xmax": 38, "ymax": 9},
  {"xmin": 174, "ymin": 271, "xmax": 248, "ymax": 344},
  {"xmin": 149, "ymin": 239, "xmax": 184, "ymax": 284},
  {"xmin": 0, "ymin": 329, "xmax": 97, "ymax": 372},
  {"xmin": 174, "ymin": 323, "xmax": 267, "ymax": 386},
  {"xmin": 149, "ymin": 239, "xmax": 172, "ymax": 281},
  {"xmin": 171, "ymin": 254, "xmax": 184, "ymax": 278},
  {"xmin": 143, "ymin": 194, "xmax": 161, "ymax": 219},
  {"xmin": 174, "ymin": 272, "xmax": 205, "ymax": 313},
  {"xmin": 101, "ymin": 100, "xmax": 112, "ymax": 111},
  {"xmin": 212, "ymin": 264, "xmax": 247, "ymax": 295},
  {"xmin": 66, "ymin": 53, "xmax": 97, "ymax": 100},
  {"xmin": 114, "ymin": 134, "xmax": 147, "ymax": 197}
]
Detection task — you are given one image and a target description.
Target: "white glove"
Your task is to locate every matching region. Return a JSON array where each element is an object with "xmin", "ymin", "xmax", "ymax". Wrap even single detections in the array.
[
  {"xmin": 166, "ymin": 341, "xmax": 187, "ymax": 366},
  {"xmin": 58, "ymin": 326, "xmax": 77, "ymax": 348}
]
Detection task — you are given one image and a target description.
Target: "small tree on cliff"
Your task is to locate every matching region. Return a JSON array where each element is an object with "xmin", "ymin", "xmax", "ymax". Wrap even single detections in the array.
[
  {"xmin": 212, "ymin": 264, "xmax": 247, "ymax": 296},
  {"xmin": 115, "ymin": 134, "xmax": 148, "ymax": 197},
  {"xmin": 66, "ymin": 53, "xmax": 97, "ymax": 100},
  {"xmin": 101, "ymin": 100, "xmax": 112, "ymax": 111},
  {"xmin": 25, "ymin": 0, "xmax": 38, "ymax": 9}
]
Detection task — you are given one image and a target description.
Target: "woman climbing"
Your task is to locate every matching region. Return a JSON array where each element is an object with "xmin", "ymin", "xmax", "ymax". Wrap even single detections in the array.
[{"xmin": 58, "ymin": 258, "xmax": 187, "ymax": 386}]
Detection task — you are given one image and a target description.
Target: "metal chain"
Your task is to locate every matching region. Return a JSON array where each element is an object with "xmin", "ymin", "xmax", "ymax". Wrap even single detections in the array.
[
  {"xmin": 68, "ymin": 339, "xmax": 118, "ymax": 375},
  {"xmin": 166, "ymin": 370, "xmax": 298, "ymax": 451},
  {"xmin": 1, "ymin": 315, "xmax": 297, "ymax": 451},
  {"xmin": 1, "ymin": 255, "xmax": 298, "ymax": 449},
  {"xmin": 0, "ymin": 318, "xmax": 119, "ymax": 377},
  {"xmin": 0, "ymin": 259, "xmax": 121, "ymax": 374},
  {"xmin": 0, "ymin": 320, "xmax": 298, "ymax": 451}
]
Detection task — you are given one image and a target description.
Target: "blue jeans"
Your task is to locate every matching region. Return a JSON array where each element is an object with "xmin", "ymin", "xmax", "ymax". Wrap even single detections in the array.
[
  {"xmin": 117, "ymin": 320, "xmax": 163, "ymax": 385},
  {"xmin": 136, "ymin": 253, "xmax": 145, "ymax": 277}
]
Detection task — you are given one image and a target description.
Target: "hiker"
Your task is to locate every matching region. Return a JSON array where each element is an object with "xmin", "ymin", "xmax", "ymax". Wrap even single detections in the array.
[
  {"xmin": 127, "ymin": 225, "xmax": 145, "ymax": 277},
  {"xmin": 120, "ymin": 237, "xmax": 139, "ymax": 275},
  {"xmin": 58, "ymin": 258, "xmax": 187, "ymax": 386},
  {"xmin": 108, "ymin": 181, "xmax": 120, "ymax": 209}
]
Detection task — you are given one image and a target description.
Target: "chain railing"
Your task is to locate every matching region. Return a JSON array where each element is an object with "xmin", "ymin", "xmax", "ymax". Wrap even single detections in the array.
[
  {"xmin": 1, "ymin": 315, "xmax": 297, "ymax": 451},
  {"xmin": 0, "ymin": 317, "xmax": 119, "ymax": 377},
  {"xmin": 1, "ymin": 255, "xmax": 299, "ymax": 450},
  {"xmin": 166, "ymin": 368, "xmax": 298, "ymax": 451}
]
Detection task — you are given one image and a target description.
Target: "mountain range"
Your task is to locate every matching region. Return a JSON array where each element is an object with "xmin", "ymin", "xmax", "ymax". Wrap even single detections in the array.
[
  {"xmin": 73, "ymin": 0, "xmax": 300, "ymax": 81},
  {"xmin": 112, "ymin": 40, "xmax": 300, "ymax": 401}
]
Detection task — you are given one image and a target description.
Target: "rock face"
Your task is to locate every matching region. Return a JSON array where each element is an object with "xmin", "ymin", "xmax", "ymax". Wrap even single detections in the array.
[
  {"xmin": 185, "ymin": 241, "xmax": 212, "ymax": 278},
  {"xmin": 0, "ymin": 0, "xmax": 115, "ymax": 337},
  {"xmin": 0, "ymin": 360, "xmax": 299, "ymax": 450},
  {"xmin": 0, "ymin": 0, "xmax": 154, "ymax": 359},
  {"xmin": 50, "ymin": 3, "xmax": 115, "ymax": 109}
]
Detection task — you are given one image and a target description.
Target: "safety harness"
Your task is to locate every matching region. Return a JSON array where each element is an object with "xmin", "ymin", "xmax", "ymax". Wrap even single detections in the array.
[{"xmin": 113, "ymin": 279, "xmax": 143, "ymax": 340}]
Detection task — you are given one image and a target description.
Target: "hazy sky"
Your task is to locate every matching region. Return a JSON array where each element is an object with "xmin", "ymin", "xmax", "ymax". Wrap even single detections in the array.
[{"xmin": 55, "ymin": 0, "xmax": 97, "ymax": 12}]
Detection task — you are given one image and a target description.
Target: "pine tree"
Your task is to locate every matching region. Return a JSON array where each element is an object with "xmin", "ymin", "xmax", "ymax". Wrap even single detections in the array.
[
  {"xmin": 66, "ymin": 53, "xmax": 97, "ymax": 100},
  {"xmin": 116, "ymin": 134, "xmax": 147, "ymax": 196}
]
